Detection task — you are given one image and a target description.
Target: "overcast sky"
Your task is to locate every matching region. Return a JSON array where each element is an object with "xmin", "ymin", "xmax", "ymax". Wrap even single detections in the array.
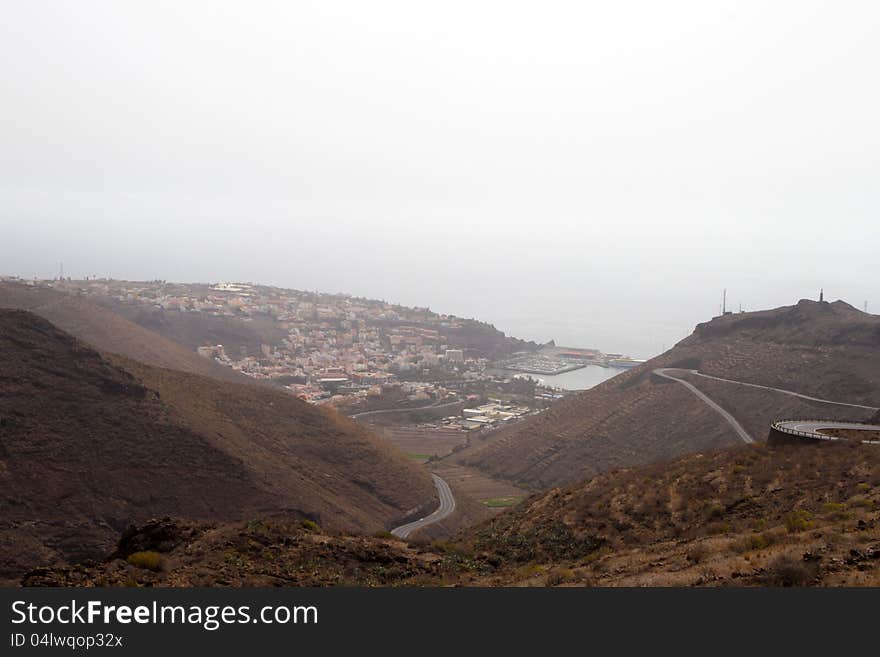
[{"xmin": 2, "ymin": 1, "xmax": 878, "ymax": 356}]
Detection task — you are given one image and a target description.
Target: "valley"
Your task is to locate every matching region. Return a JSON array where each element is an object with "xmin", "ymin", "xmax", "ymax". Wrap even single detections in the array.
[{"xmin": 3, "ymin": 282, "xmax": 879, "ymax": 587}]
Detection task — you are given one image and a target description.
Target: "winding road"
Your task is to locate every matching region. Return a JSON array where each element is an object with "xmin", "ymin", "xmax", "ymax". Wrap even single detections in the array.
[
  {"xmin": 348, "ymin": 404, "xmax": 460, "ymax": 539},
  {"xmin": 390, "ymin": 473, "xmax": 456, "ymax": 539},
  {"xmin": 654, "ymin": 367, "xmax": 880, "ymax": 445},
  {"xmin": 677, "ymin": 369, "xmax": 879, "ymax": 412},
  {"xmin": 654, "ymin": 368, "xmax": 755, "ymax": 443}
]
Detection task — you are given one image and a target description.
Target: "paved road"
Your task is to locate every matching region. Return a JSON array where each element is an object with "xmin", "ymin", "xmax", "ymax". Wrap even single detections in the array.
[
  {"xmin": 350, "ymin": 399, "xmax": 462, "ymax": 420},
  {"xmin": 390, "ymin": 474, "xmax": 456, "ymax": 539},
  {"xmin": 653, "ymin": 368, "xmax": 755, "ymax": 444},
  {"xmin": 773, "ymin": 420, "xmax": 880, "ymax": 444},
  {"xmin": 654, "ymin": 367, "xmax": 880, "ymax": 445},
  {"xmin": 677, "ymin": 369, "xmax": 879, "ymax": 412}
]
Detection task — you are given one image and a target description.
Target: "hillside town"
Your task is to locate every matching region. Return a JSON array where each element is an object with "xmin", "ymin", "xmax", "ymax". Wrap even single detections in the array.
[
  {"xmin": 4, "ymin": 276, "xmax": 644, "ymax": 432},
  {"xmin": 21, "ymin": 277, "xmax": 542, "ymax": 412}
]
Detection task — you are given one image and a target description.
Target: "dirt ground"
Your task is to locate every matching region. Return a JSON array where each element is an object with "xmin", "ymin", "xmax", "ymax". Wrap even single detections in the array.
[
  {"xmin": 430, "ymin": 462, "xmax": 529, "ymax": 511},
  {"xmin": 371, "ymin": 425, "xmax": 469, "ymax": 461},
  {"xmin": 818, "ymin": 428, "xmax": 880, "ymax": 442}
]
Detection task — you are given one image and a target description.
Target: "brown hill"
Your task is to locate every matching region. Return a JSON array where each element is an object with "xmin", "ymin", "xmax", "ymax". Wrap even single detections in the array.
[
  {"xmin": 459, "ymin": 440, "xmax": 880, "ymax": 586},
  {"xmin": 0, "ymin": 282, "xmax": 251, "ymax": 385},
  {"xmin": 24, "ymin": 441, "xmax": 880, "ymax": 587},
  {"xmin": 22, "ymin": 517, "xmax": 447, "ymax": 587},
  {"xmin": 448, "ymin": 300, "xmax": 880, "ymax": 489},
  {"xmin": 0, "ymin": 310, "xmax": 434, "ymax": 581},
  {"xmin": 94, "ymin": 295, "xmax": 286, "ymax": 359}
]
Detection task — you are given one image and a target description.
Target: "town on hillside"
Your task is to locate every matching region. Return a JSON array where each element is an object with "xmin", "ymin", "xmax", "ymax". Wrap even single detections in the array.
[{"xmin": 4, "ymin": 276, "xmax": 641, "ymax": 433}]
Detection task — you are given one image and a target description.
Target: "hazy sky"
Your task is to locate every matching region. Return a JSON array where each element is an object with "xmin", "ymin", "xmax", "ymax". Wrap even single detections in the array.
[{"xmin": 2, "ymin": 1, "xmax": 878, "ymax": 357}]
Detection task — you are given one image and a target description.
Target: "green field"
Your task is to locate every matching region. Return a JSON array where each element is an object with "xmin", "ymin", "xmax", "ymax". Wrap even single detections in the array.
[{"xmin": 481, "ymin": 497, "xmax": 522, "ymax": 508}]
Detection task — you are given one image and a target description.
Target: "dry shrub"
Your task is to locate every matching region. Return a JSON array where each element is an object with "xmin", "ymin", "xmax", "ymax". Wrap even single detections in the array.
[
  {"xmin": 545, "ymin": 568, "xmax": 576, "ymax": 587},
  {"xmin": 763, "ymin": 553, "xmax": 818, "ymax": 587},
  {"xmin": 686, "ymin": 542, "xmax": 711, "ymax": 564},
  {"xmin": 734, "ymin": 532, "xmax": 774, "ymax": 553},
  {"xmin": 126, "ymin": 551, "xmax": 162, "ymax": 572}
]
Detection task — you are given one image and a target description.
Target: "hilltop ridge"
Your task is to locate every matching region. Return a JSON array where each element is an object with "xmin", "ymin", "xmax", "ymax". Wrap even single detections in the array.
[
  {"xmin": 0, "ymin": 282, "xmax": 252, "ymax": 385},
  {"xmin": 446, "ymin": 299, "xmax": 880, "ymax": 489}
]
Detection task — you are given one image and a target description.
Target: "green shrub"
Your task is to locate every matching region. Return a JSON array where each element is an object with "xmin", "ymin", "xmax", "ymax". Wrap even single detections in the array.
[
  {"xmin": 736, "ymin": 533, "xmax": 774, "ymax": 553},
  {"xmin": 300, "ymin": 519, "xmax": 320, "ymax": 532},
  {"xmin": 820, "ymin": 502, "xmax": 852, "ymax": 520},
  {"xmin": 784, "ymin": 510, "xmax": 814, "ymax": 533},
  {"xmin": 126, "ymin": 551, "xmax": 162, "ymax": 572}
]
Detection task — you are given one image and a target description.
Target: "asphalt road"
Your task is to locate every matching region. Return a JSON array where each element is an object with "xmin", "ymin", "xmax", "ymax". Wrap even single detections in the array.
[
  {"xmin": 655, "ymin": 367, "xmax": 880, "ymax": 445},
  {"xmin": 390, "ymin": 473, "xmax": 456, "ymax": 539},
  {"xmin": 678, "ymin": 369, "xmax": 879, "ymax": 412},
  {"xmin": 653, "ymin": 368, "xmax": 754, "ymax": 443}
]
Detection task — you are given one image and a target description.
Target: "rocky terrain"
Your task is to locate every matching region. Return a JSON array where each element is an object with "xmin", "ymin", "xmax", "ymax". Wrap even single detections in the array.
[
  {"xmin": 23, "ymin": 439, "xmax": 880, "ymax": 587},
  {"xmin": 460, "ymin": 440, "xmax": 880, "ymax": 586},
  {"xmin": 448, "ymin": 300, "xmax": 880, "ymax": 489},
  {"xmin": 22, "ymin": 518, "xmax": 450, "ymax": 587},
  {"xmin": 0, "ymin": 310, "xmax": 435, "ymax": 582}
]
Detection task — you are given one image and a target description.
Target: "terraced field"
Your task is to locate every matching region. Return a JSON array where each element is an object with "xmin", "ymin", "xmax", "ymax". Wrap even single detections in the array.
[{"xmin": 373, "ymin": 426, "xmax": 469, "ymax": 461}]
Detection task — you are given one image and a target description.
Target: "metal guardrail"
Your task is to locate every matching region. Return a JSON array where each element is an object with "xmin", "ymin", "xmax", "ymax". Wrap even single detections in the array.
[
  {"xmin": 770, "ymin": 420, "xmax": 837, "ymax": 441},
  {"xmin": 770, "ymin": 420, "xmax": 880, "ymax": 445}
]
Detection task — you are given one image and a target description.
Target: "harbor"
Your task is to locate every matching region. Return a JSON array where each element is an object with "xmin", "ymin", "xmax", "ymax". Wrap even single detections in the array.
[{"xmin": 494, "ymin": 344, "xmax": 645, "ymax": 379}]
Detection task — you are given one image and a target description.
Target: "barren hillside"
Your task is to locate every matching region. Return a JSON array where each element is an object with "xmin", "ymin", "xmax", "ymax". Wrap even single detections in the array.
[
  {"xmin": 450, "ymin": 300, "xmax": 880, "ymax": 489},
  {"xmin": 0, "ymin": 310, "xmax": 434, "ymax": 581},
  {"xmin": 0, "ymin": 282, "xmax": 251, "ymax": 384},
  {"xmin": 24, "ymin": 441, "xmax": 880, "ymax": 587},
  {"xmin": 459, "ymin": 440, "xmax": 880, "ymax": 586}
]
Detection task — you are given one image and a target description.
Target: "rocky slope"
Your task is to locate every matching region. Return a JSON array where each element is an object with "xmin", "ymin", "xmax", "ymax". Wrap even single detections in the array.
[
  {"xmin": 0, "ymin": 310, "xmax": 434, "ymax": 581},
  {"xmin": 459, "ymin": 440, "xmax": 880, "ymax": 586},
  {"xmin": 448, "ymin": 300, "xmax": 880, "ymax": 489},
  {"xmin": 24, "ymin": 440, "xmax": 880, "ymax": 587}
]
